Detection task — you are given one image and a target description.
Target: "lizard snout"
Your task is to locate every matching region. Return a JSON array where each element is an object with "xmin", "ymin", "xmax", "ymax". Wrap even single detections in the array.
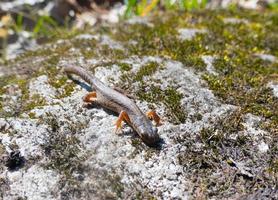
[{"xmin": 138, "ymin": 126, "xmax": 160, "ymax": 146}]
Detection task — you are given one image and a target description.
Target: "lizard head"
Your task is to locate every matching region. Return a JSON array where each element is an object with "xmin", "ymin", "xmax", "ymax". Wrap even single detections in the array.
[{"xmin": 135, "ymin": 119, "xmax": 160, "ymax": 147}]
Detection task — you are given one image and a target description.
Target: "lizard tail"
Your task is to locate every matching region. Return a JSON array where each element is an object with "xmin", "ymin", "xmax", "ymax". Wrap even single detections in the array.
[{"xmin": 63, "ymin": 66, "xmax": 97, "ymax": 87}]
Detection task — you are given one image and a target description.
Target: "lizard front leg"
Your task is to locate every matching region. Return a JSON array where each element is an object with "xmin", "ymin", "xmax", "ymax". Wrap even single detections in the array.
[
  {"xmin": 115, "ymin": 111, "xmax": 131, "ymax": 134},
  {"xmin": 146, "ymin": 110, "xmax": 162, "ymax": 126}
]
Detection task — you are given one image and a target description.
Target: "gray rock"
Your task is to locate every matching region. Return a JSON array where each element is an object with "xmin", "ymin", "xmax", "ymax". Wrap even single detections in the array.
[{"xmin": 4, "ymin": 165, "xmax": 59, "ymax": 200}]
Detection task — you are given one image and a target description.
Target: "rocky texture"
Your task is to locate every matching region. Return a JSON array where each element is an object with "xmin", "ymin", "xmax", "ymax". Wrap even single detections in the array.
[
  {"xmin": 1, "ymin": 55, "xmax": 235, "ymax": 199},
  {"xmin": 0, "ymin": 9, "xmax": 277, "ymax": 200}
]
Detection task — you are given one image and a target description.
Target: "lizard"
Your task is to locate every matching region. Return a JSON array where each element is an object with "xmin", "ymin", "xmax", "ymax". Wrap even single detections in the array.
[{"xmin": 64, "ymin": 66, "xmax": 161, "ymax": 146}]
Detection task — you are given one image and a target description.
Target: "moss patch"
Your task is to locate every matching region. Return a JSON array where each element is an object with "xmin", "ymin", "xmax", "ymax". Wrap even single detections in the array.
[
  {"xmin": 0, "ymin": 75, "xmax": 49, "ymax": 118},
  {"xmin": 134, "ymin": 61, "xmax": 160, "ymax": 81},
  {"xmin": 138, "ymin": 85, "xmax": 186, "ymax": 124},
  {"xmin": 176, "ymin": 109, "xmax": 276, "ymax": 198},
  {"xmin": 106, "ymin": 8, "xmax": 278, "ymax": 131},
  {"xmin": 39, "ymin": 113, "xmax": 89, "ymax": 198},
  {"xmin": 118, "ymin": 62, "xmax": 132, "ymax": 71},
  {"xmin": 41, "ymin": 114, "xmax": 86, "ymax": 176},
  {"xmin": 110, "ymin": 16, "xmax": 207, "ymax": 71},
  {"xmin": 0, "ymin": 8, "xmax": 277, "ymax": 199}
]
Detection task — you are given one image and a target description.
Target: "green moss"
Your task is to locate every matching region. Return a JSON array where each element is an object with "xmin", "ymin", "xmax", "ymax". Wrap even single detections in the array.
[
  {"xmin": 24, "ymin": 94, "xmax": 46, "ymax": 111},
  {"xmin": 48, "ymin": 28, "xmax": 87, "ymax": 42},
  {"xmin": 118, "ymin": 62, "xmax": 132, "ymax": 71},
  {"xmin": 176, "ymin": 110, "xmax": 267, "ymax": 198},
  {"xmin": 60, "ymin": 83, "xmax": 75, "ymax": 98},
  {"xmin": 108, "ymin": 174, "xmax": 124, "ymax": 198},
  {"xmin": 185, "ymin": 9, "xmax": 278, "ymax": 134},
  {"xmin": 99, "ymin": 45, "xmax": 126, "ymax": 60},
  {"xmin": 0, "ymin": 75, "xmax": 31, "ymax": 117},
  {"xmin": 71, "ymin": 38, "xmax": 98, "ymax": 59},
  {"xmin": 0, "ymin": 144, "xmax": 5, "ymax": 156},
  {"xmin": 199, "ymin": 110, "xmax": 245, "ymax": 150},
  {"xmin": 203, "ymin": 54, "xmax": 278, "ymax": 121},
  {"xmin": 135, "ymin": 61, "xmax": 160, "ymax": 81},
  {"xmin": 70, "ymin": 36, "xmax": 127, "ymax": 61},
  {"xmin": 264, "ymin": 32, "xmax": 278, "ymax": 54},
  {"xmin": 269, "ymin": 159, "xmax": 278, "ymax": 173},
  {"xmin": 135, "ymin": 192, "xmax": 157, "ymax": 200},
  {"xmin": 110, "ymin": 16, "xmax": 207, "ymax": 71},
  {"xmin": 7, "ymin": 38, "xmax": 72, "ymax": 67},
  {"xmin": 41, "ymin": 114, "xmax": 87, "ymax": 178},
  {"xmin": 0, "ymin": 76, "xmax": 13, "ymax": 95},
  {"xmin": 191, "ymin": 113, "xmax": 203, "ymax": 122},
  {"xmin": 131, "ymin": 137, "xmax": 142, "ymax": 147},
  {"xmin": 138, "ymin": 85, "xmax": 186, "ymax": 124},
  {"xmin": 181, "ymin": 55, "xmax": 206, "ymax": 71},
  {"xmin": 49, "ymin": 76, "xmax": 67, "ymax": 89},
  {"xmin": 28, "ymin": 112, "xmax": 36, "ymax": 119},
  {"xmin": 48, "ymin": 74, "xmax": 75, "ymax": 99}
]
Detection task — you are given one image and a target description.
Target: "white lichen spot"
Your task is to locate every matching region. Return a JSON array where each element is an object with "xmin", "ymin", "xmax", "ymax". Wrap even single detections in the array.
[
  {"xmin": 29, "ymin": 75, "xmax": 57, "ymax": 103},
  {"xmin": 94, "ymin": 64, "xmax": 122, "ymax": 86},
  {"xmin": 238, "ymin": 0, "xmax": 260, "ymax": 9},
  {"xmin": 223, "ymin": 17, "xmax": 248, "ymax": 24},
  {"xmin": 127, "ymin": 16, "xmax": 154, "ymax": 27},
  {"xmin": 178, "ymin": 28, "xmax": 206, "ymax": 40},
  {"xmin": 258, "ymin": 141, "xmax": 269, "ymax": 153},
  {"xmin": 99, "ymin": 35, "xmax": 124, "ymax": 50},
  {"xmin": 202, "ymin": 55, "xmax": 218, "ymax": 75},
  {"xmin": 267, "ymin": 81, "xmax": 278, "ymax": 97},
  {"xmin": 75, "ymin": 33, "xmax": 99, "ymax": 40},
  {"xmin": 255, "ymin": 53, "xmax": 277, "ymax": 62},
  {"xmin": 242, "ymin": 113, "xmax": 267, "ymax": 140},
  {"xmin": 75, "ymin": 34, "xmax": 124, "ymax": 50}
]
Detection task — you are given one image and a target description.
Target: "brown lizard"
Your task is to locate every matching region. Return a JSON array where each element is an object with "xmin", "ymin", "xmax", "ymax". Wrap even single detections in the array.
[{"xmin": 64, "ymin": 66, "xmax": 161, "ymax": 146}]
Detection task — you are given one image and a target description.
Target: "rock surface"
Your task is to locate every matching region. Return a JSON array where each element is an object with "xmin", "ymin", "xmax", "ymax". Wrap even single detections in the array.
[{"xmin": 0, "ymin": 9, "xmax": 277, "ymax": 200}]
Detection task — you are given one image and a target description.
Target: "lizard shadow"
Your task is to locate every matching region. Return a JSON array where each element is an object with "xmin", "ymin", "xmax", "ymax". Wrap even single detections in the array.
[
  {"xmin": 70, "ymin": 77, "xmax": 165, "ymax": 149},
  {"xmin": 70, "ymin": 77, "xmax": 93, "ymax": 92}
]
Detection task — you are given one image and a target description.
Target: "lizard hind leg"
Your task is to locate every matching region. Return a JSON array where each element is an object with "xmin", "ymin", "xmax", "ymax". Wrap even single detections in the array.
[
  {"xmin": 82, "ymin": 91, "xmax": 98, "ymax": 108},
  {"xmin": 146, "ymin": 110, "xmax": 162, "ymax": 126},
  {"xmin": 83, "ymin": 91, "xmax": 97, "ymax": 103},
  {"xmin": 115, "ymin": 111, "xmax": 131, "ymax": 134}
]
